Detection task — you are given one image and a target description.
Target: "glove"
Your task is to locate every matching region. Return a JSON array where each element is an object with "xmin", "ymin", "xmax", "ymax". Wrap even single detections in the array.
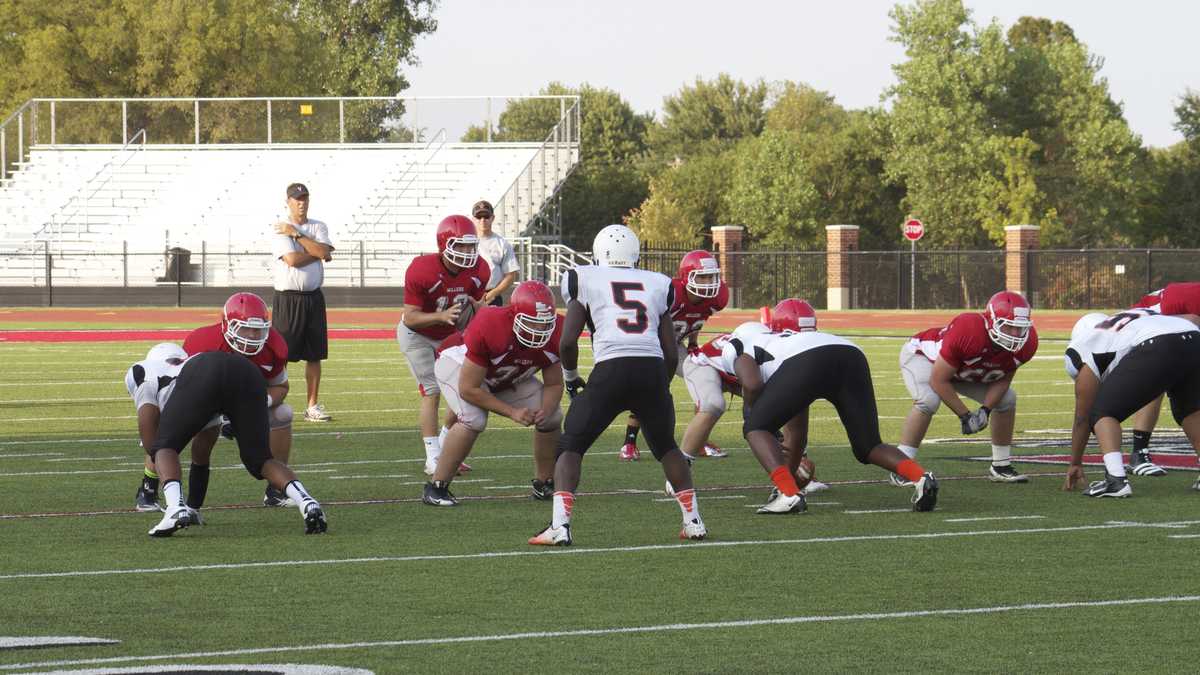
[
  {"xmin": 959, "ymin": 406, "xmax": 990, "ymax": 435},
  {"xmin": 565, "ymin": 376, "xmax": 587, "ymax": 400}
]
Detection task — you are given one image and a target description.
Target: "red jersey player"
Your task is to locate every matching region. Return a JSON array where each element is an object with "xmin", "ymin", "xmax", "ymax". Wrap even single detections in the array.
[
  {"xmin": 1125, "ymin": 281, "xmax": 1200, "ymax": 475},
  {"xmin": 620, "ymin": 250, "xmax": 729, "ymax": 461},
  {"xmin": 424, "ymin": 281, "xmax": 564, "ymax": 506},
  {"xmin": 397, "ymin": 215, "xmax": 492, "ymax": 474},
  {"xmin": 897, "ymin": 290, "xmax": 1038, "ymax": 485}
]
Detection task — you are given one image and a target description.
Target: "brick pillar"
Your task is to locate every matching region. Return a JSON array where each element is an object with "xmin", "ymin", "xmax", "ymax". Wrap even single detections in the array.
[
  {"xmin": 825, "ymin": 224, "xmax": 859, "ymax": 310},
  {"xmin": 711, "ymin": 225, "xmax": 744, "ymax": 307},
  {"xmin": 1005, "ymin": 225, "xmax": 1040, "ymax": 301}
]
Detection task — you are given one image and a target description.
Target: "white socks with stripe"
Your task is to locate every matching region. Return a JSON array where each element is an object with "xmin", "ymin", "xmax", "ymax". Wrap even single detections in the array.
[
  {"xmin": 991, "ymin": 444, "xmax": 1012, "ymax": 467},
  {"xmin": 1103, "ymin": 452, "xmax": 1127, "ymax": 478}
]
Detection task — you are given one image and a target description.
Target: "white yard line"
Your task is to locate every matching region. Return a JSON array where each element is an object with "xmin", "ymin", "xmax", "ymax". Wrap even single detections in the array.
[
  {"xmin": 944, "ymin": 515, "xmax": 1046, "ymax": 523},
  {"xmin": 4, "ymin": 595, "xmax": 1198, "ymax": 671},
  {"xmin": 3, "ymin": 519, "xmax": 1196, "ymax": 582},
  {"xmin": 844, "ymin": 508, "xmax": 913, "ymax": 514}
]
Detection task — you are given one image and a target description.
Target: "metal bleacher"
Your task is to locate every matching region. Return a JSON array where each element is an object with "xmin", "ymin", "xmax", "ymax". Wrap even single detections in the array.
[{"xmin": 0, "ymin": 96, "xmax": 580, "ymax": 290}]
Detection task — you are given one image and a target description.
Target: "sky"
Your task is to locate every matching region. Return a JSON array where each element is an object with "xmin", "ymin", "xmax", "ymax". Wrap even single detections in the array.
[{"xmin": 403, "ymin": 0, "xmax": 1199, "ymax": 148}]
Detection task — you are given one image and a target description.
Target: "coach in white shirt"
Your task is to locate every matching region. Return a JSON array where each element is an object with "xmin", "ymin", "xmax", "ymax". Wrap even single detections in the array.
[
  {"xmin": 272, "ymin": 182, "xmax": 335, "ymax": 422},
  {"xmin": 472, "ymin": 200, "xmax": 520, "ymax": 306}
]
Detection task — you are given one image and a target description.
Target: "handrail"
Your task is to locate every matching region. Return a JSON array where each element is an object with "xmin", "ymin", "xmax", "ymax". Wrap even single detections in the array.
[
  {"xmin": 0, "ymin": 99, "xmax": 36, "ymax": 130},
  {"xmin": 43, "ymin": 129, "xmax": 147, "ymax": 247},
  {"xmin": 7, "ymin": 95, "xmax": 582, "ymax": 103},
  {"xmin": 493, "ymin": 99, "xmax": 581, "ymax": 239},
  {"xmin": 347, "ymin": 129, "xmax": 447, "ymax": 238}
]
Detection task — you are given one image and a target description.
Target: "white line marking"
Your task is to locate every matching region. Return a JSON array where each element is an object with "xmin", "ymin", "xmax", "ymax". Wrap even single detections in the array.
[
  {"xmin": 653, "ymin": 495, "xmax": 746, "ymax": 502},
  {"xmin": 0, "ymin": 636, "xmax": 119, "ymax": 650},
  {"xmin": 844, "ymin": 508, "xmax": 912, "ymax": 514},
  {"xmin": 1167, "ymin": 534, "xmax": 1200, "ymax": 539},
  {"xmin": 0, "ymin": 453, "xmax": 65, "ymax": 459},
  {"xmin": 5, "ymin": 595, "xmax": 1199, "ymax": 671},
  {"xmin": 944, "ymin": 515, "xmax": 1047, "ymax": 523},
  {"xmin": 328, "ymin": 474, "xmax": 413, "ymax": 480},
  {"xmin": 5, "ymin": 519, "xmax": 1197, "ymax": 582}
]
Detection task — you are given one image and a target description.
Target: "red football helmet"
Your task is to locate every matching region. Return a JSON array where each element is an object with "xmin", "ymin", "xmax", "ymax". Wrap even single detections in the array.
[
  {"xmin": 677, "ymin": 250, "xmax": 721, "ymax": 298},
  {"xmin": 511, "ymin": 280, "xmax": 557, "ymax": 349},
  {"xmin": 222, "ymin": 292, "xmax": 271, "ymax": 356},
  {"xmin": 437, "ymin": 215, "xmax": 479, "ymax": 269},
  {"xmin": 984, "ymin": 290, "xmax": 1033, "ymax": 352},
  {"xmin": 771, "ymin": 298, "xmax": 817, "ymax": 333}
]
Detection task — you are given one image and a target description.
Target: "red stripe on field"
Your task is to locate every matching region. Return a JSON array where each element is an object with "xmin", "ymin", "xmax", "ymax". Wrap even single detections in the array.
[{"xmin": 0, "ymin": 328, "xmax": 395, "ymax": 342}]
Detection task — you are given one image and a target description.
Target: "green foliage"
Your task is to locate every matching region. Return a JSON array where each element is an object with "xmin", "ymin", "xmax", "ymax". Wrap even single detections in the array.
[
  {"xmin": 560, "ymin": 163, "xmax": 649, "ymax": 250},
  {"xmin": 647, "ymin": 73, "xmax": 767, "ymax": 161},
  {"xmin": 725, "ymin": 129, "xmax": 822, "ymax": 248},
  {"xmin": 1175, "ymin": 90, "xmax": 1200, "ymax": 143}
]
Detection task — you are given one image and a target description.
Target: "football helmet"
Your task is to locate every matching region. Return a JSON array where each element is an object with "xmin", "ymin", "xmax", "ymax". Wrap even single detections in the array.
[
  {"xmin": 770, "ymin": 298, "xmax": 817, "ymax": 333},
  {"xmin": 221, "ymin": 292, "xmax": 271, "ymax": 356},
  {"xmin": 436, "ymin": 215, "xmax": 479, "ymax": 269},
  {"xmin": 511, "ymin": 280, "xmax": 557, "ymax": 349},
  {"xmin": 146, "ymin": 342, "xmax": 187, "ymax": 366},
  {"xmin": 677, "ymin": 250, "xmax": 721, "ymax": 298},
  {"xmin": 592, "ymin": 224, "xmax": 639, "ymax": 268},
  {"xmin": 984, "ymin": 291, "xmax": 1033, "ymax": 352}
]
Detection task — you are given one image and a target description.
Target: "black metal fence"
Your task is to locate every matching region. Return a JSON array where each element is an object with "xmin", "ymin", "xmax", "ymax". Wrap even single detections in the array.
[
  {"xmin": 1028, "ymin": 249, "xmax": 1198, "ymax": 309},
  {"xmin": 847, "ymin": 250, "xmax": 1006, "ymax": 309}
]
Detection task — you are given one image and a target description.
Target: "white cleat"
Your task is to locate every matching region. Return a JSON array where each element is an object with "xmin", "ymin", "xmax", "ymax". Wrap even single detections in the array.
[
  {"xmin": 148, "ymin": 506, "xmax": 198, "ymax": 537},
  {"xmin": 757, "ymin": 491, "xmax": 806, "ymax": 514},
  {"xmin": 528, "ymin": 523, "xmax": 572, "ymax": 546},
  {"xmin": 680, "ymin": 518, "xmax": 707, "ymax": 540},
  {"xmin": 802, "ymin": 480, "xmax": 829, "ymax": 494}
]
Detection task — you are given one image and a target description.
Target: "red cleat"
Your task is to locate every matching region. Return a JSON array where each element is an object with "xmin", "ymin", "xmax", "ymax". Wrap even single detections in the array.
[{"xmin": 618, "ymin": 443, "xmax": 640, "ymax": 461}]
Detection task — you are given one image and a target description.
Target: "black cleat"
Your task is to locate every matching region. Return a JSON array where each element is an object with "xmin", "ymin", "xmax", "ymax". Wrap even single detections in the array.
[
  {"xmin": 988, "ymin": 464, "xmax": 1029, "ymax": 483},
  {"xmin": 1129, "ymin": 451, "xmax": 1167, "ymax": 477},
  {"xmin": 148, "ymin": 507, "xmax": 197, "ymax": 537},
  {"xmin": 422, "ymin": 480, "xmax": 458, "ymax": 507},
  {"xmin": 263, "ymin": 485, "xmax": 295, "ymax": 507},
  {"xmin": 912, "ymin": 472, "xmax": 939, "ymax": 512},
  {"xmin": 303, "ymin": 502, "xmax": 328, "ymax": 534},
  {"xmin": 1083, "ymin": 472, "xmax": 1132, "ymax": 498},
  {"xmin": 530, "ymin": 478, "xmax": 554, "ymax": 501},
  {"xmin": 135, "ymin": 482, "xmax": 162, "ymax": 512}
]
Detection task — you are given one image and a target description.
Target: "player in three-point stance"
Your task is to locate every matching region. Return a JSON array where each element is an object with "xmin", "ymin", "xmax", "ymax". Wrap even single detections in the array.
[
  {"xmin": 1062, "ymin": 309, "xmax": 1200, "ymax": 497},
  {"xmin": 895, "ymin": 290, "xmax": 1038, "ymax": 486},
  {"xmin": 424, "ymin": 280, "xmax": 565, "ymax": 506},
  {"xmin": 140, "ymin": 350, "xmax": 327, "ymax": 537},
  {"xmin": 719, "ymin": 323, "xmax": 938, "ymax": 513},
  {"xmin": 529, "ymin": 225, "xmax": 706, "ymax": 546}
]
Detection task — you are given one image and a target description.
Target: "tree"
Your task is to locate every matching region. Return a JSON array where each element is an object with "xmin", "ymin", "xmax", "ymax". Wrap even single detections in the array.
[
  {"xmin": 724, "ymin": 130, "xmax": 822, "ymax": 248},
  {"xmin": 1175, "ymin": 90, "xmax": 1200, "ymax": 143},
  {"xmin": 646, "ymin": 74, "xmax": 766, "ymax": 162},
  {"xmin": 0, "ymin": 0, "xmax": 436, "ymax": 143},
  {"xmin": 624, "ymin": 152, "xmax": 732, "ymax": 246}
]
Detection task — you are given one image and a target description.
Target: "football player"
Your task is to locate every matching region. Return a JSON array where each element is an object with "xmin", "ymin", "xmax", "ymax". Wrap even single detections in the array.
[
  {"xmin": 1062, "ymin": 310, "xmax": 1200, "ymax": 496},
  {"xmin": 618, "ymin": 250, "xmax": 729, "ymax": 461},
  {"xmin": 141, "ymin": 350, "xmax": 327, "ymax": 537},
  {"xmin": 423, "ymin": 280, "xmax": 565, "ymax": 506},
  {"xmin": 529, "ymin": 224, "xmax": 706, "ymax": 546},
  {"xmin": 398, "ymin": 215, "xmax": 491, "ymax": 474},
  {"xmin": 726, "ymin": 323, "xmax": 938, "ymax": 513},
  {"xmin": 896, "ymin": 290, "xmax": 1038, "ymax": 485},
  {"xmin": 1124, "ymin": 282, "xmax": 1200, "ymax": 475},
  {"xmin": 125, "ymin": 343, "xmax": 221, "ymax": 512},
  {"xmin": 179, "ymin": 292, "xmax": 296, "ymax": 508}
]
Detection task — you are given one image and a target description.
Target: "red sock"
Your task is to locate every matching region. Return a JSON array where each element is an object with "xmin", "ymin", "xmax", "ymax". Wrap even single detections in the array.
[
  {"xmin": 896, "ymin": 459, "xmax": 925, "ymax": 483},
  {"xmin": 770, "ymin": 466, "xmax": 799, "ymax": 497}
]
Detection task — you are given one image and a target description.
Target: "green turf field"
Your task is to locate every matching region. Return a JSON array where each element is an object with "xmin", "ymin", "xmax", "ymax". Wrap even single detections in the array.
[{"xmin": 1, "ymin": 334, "xmax": 1198, "ymax": 674}]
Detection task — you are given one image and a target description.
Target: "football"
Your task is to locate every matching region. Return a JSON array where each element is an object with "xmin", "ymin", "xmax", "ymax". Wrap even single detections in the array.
[
  {"xmin": 794, "ymin": 455, "xmax": 816, "ymax": 490},
  {"xmin": 454, "ymin": 298, "xmax": 477, "ymax": 331}
]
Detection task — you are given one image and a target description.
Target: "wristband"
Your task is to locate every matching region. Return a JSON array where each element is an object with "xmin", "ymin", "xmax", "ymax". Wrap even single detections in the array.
[{"xmin": 563, "ymin": 368, "xmax": 579, "ymax": 381}]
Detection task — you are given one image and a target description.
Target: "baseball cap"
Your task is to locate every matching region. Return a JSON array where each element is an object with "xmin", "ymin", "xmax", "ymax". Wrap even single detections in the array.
[
  {"xmin": 472, "ymin": 200, "xmax": 494, "ymax": 218},
  {"xmin": 287, "ymin": 183, "xmax": 310, "ymax": 199}
]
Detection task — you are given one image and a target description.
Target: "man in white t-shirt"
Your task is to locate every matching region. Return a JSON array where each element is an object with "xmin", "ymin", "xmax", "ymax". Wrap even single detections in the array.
[
  {"xmin": 271, "ymin": 183, "xmax": 335, "ymax": 423},
  {"xmin": 472, "ymin": 200, "xmax": 520, "ymax": 306}
]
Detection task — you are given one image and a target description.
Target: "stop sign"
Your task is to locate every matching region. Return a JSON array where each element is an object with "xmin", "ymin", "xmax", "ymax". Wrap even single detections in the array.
[{"xmin": 902, "ymin": 218, "xmax": 925, "ymax": 242}]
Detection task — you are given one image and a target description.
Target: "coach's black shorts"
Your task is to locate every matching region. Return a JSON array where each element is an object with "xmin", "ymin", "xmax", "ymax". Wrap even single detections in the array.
[
  {"xmin": 559, "ymin": 356, "xmax": 678, "ymax": 460},
  {"xmin": 1090, "ymin": 332, "xmax": 1200, "ymax": 426},
  {"xmin": 743, "ymin": 345, "xmax": 883, "ymax": 464},
  {"xmin": 151, "ymin": 351, "xmax": 274, "ymax": 480},
  {"xmin": 272, "ymin": 289, "xmax": 328, "ymax": 362}
]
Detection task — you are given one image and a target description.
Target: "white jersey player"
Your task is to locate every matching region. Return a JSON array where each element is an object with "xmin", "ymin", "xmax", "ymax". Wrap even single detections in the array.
[
  {"xmin": 529, "ymin": 224, "xmax": 706, "ymax": 547},
  {"xmin": 1063, "ymin": 310, "xmax": 1200, "ymax": 497}
]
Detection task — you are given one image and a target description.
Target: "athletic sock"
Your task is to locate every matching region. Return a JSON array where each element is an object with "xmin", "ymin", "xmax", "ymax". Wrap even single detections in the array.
[
  {"xmin": 285, "ymin": 480, "xmax": 317, "ymax": 514},
  {"xmin": 770, "ymin": 466, "xmax": 800, "ymax": 497},
  {"xmin": 624, "ymin": 424, "xmax": 640, "ymax": 446},
  {"xmin": 552, "ymin": 491, "xmax": 574, "ymax": 529},
  {"xmin": 1103, "ymin": 452, "xmax": 1127, "ymax": 478},
  {"xmin": 898, "ymin": 444, "xmax": 919, "ymax": 460},
  {"xmin": 991, "ymin": 444, "xmax": 1013, "ymax": 467},
  {"xmin": 423, "ymin": 436, "xmax": 440, "ymax": 462},
  {"xmin": 1132, "ymin": 430, "xmax": 1152, "ymax": 455},
  {"xmin": 144, "ymin": 467, "xmax": 159, "ymax": 480},
  {"xmin": 895, "ymin": 459, "xmax": 926, "ymax": 483},
  {"xmin": 674, "ymin": 488, "xmax": 699, "ymax": 520},
  {"xmin": 186, "ymin": 464, "xmax": 210, "ymax": 510},
  {"xmin": 438, "ymin": 425, "xmax": 450, "ymax": 448},
  {"xmin": 162, "ymin": 479, "xmax": 184, "ymax": 511}
]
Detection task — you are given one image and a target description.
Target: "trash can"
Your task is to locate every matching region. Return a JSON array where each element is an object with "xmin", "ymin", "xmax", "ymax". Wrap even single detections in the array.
[{"xmin": 164, "ymin": 247, "xmax": 195, "ymax": 283}]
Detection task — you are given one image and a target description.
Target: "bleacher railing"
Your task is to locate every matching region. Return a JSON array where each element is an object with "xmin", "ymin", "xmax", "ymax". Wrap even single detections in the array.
[
  {"xmin": 493, "ymin": 99, "xmax": 582, "ymax": 240},
  {"xmin": 0, "ymin": 95, "xmax": 582, "ymax": 181},
  {"xmin": 42, "ymin": 129, "xmax": 147, "ymax": 247},
  {"xmin": 345, "ymin": 129, "xmax": 448, "ymax": 238}
]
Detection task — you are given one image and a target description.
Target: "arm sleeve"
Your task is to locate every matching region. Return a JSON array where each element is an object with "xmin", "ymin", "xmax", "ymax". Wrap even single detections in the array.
[
  {"xmin": 502, "ymin": 240, "xmax": 520, "ymax": 274},
  {"xmin": 403, "ymin": 266, "xmax": 427, "ymax": 307},
  {"xmin": 272, "ymin": 233, "xmax": 297, "ymax": 259},
  {"xmin": 472, "ymin": 260, "xmax": 492, "ymax": 299},
  {"xmin": 937, "ymin": 321, "xmax": 970, "ymax": 368},
  {"xmin": 463, "ymin": 323, "xmax": 490, "ymax": 368},
  {"xmin": 715, "ymin": 283, "xmax": 730, "ymax": 311},
  {"xmin": 562, "ymin": 268, "xmax": 580, "ymax": 304},
  {"xmin": 314, "ymin": 221, "xmax": 333, "ymax": 246}
]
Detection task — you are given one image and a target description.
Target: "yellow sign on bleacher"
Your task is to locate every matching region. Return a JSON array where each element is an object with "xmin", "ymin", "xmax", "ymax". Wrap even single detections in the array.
[{"xmin": 300, "ymin": 104, "xmax": 313, "ymax": 116}]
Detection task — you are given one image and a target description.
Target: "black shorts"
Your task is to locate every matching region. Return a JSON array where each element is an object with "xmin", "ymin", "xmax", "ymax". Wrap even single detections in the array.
[
  {"xmin": 151, "ymin": 351, "xmax": 274, "ymax": 480},
  {"xmin": 743, "ymin": 345, "xmax": 883, "ymax": 464},
  {"xmin": 1090, "ymin": 332, "xmax": 1200, "ymax": 426},
  {"xmin": 272, "ymin": 289, "xmax": 328, "ymax": 362},
  {"xmin": 559, "ymin": 356, "xmax": 678, "ymax": 460}
]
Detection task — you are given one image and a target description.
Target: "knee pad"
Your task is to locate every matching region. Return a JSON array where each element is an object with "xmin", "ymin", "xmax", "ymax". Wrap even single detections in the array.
[
  {"xmin": 458, "ymin": 411, "xmax": 488, "ymax": 434},
  {"xmin": 269, "ymin": 403, "xmax": 293, "ymax": 429},
  {"xmin": 913, "ymin": 391, "xmax": 942, "ymax": 416},
  {"xmin": 535, "ymin": 406, "xmax": 564, "ymax": 433},
  {"xmin": 992, "ymin": 388, "xmax": 1017, "ymax": 413},
  {"xmin": 697, "ymin": 394, "xmax": 726, "ymax": 417}
]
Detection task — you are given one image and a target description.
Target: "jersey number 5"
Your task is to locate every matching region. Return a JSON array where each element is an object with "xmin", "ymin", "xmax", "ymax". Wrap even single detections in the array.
[{"xmin": 611, "ymin": 282, "xmax": 648, "ymax": 334}]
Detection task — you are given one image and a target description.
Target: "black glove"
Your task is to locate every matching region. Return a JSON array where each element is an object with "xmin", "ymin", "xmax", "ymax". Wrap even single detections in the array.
[
  {"xmin": 565, "ymin": 376, "xmax": 587, "ymax": 400},
  {"xmin": 959, "ymin": 406, "xmax": 991, "ymax": 435}
]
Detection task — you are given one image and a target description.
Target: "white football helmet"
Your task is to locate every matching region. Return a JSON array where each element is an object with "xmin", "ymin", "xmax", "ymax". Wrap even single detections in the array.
[
  {"xmin": 1070, "ymin": 312, "xmax": 1108, "ymax": 344},
  {"xmin": 592, "ymin": 224, "xmax": 640, "ymax": 268},
  {"xmin": 146, "ymin": 342, "xmax": 187, "ymax": 366}
]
